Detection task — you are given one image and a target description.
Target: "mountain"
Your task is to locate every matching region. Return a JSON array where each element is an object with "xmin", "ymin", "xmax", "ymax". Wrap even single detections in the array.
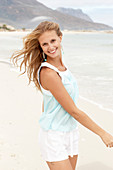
[
  {"xmin": 0, "ymin": 0, "xmax": 113, "ymax": 30},
  {"xmin": 56, "ymin": 7, "xmax": 93, "ymax": 23}
]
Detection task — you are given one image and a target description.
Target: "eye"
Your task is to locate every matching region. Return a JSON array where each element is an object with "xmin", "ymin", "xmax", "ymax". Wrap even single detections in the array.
[
  {"xmin": 42, "ymin": 43, "xmax": 47, "ymax": 46},
  {"xmin": 51, "ymin": 39, "xmax": 56, "ymax": 43}
]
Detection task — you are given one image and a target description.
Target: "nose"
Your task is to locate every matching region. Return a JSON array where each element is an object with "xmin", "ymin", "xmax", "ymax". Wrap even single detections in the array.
[{"xmin": 48, "ymin": 43, "xmax": 54, "ymax": 50}]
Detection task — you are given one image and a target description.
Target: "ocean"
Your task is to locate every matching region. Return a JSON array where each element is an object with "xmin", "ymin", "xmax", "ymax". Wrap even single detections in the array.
[{"xmin": 0, "ymin": 31, "xmax": 113, "ymax": 113}]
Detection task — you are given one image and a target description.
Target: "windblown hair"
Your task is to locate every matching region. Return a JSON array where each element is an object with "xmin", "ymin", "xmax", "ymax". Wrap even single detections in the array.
[{"xmin": 11, "ymin": 21, "xmax": 63, "ymax": 92}]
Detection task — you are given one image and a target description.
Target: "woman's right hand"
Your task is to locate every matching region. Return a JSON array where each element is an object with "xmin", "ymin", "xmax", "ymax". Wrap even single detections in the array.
[{"xmin": 100, "ymin": 131, "xmax": 113, "ymax": 148}]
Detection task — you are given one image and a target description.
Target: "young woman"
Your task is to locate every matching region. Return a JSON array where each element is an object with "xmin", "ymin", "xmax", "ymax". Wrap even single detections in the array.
[{"xmin": 11, "ymin": 21, "xmax": 113, "ymax": 170}]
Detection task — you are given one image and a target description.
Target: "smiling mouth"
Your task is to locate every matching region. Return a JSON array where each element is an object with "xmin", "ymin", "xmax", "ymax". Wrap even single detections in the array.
[{"xmin": 48, "ymin": 48, "xmax": 58, "ymax": 54}]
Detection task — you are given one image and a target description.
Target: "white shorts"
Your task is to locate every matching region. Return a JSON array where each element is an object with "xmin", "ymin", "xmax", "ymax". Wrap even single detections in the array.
[{"xmin": 38, "ymin": 127, "xmax": 79, "ymax": 162}]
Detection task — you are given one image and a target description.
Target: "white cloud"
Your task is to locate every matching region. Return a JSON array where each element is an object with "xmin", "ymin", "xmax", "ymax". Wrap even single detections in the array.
[
  {"xmin": 30, "ymin": 16, "xmax": 52, "ymax": 22},
  {"xmin": 37, "ymin": 0, "xmax": 113, "ymax": 9}
]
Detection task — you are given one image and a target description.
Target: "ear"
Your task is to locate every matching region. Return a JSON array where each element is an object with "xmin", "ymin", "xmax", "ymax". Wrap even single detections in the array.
[{"xmin": 59, "ymin": 35, "xmax": 62, "ymax": 42}]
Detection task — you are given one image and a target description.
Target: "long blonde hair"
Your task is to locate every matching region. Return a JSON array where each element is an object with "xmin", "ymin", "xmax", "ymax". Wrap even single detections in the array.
[{"xmin": 11, "ymin": 21, "xmax": 63, "ymax": 92}]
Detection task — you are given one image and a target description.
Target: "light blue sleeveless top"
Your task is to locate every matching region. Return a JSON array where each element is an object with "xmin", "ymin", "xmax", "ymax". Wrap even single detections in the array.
[{"xmin": 38, "ymin": 62, "xmax": 79, "ymax": 132}]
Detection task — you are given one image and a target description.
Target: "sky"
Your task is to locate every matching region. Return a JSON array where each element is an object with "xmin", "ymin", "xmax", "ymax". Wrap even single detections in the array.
[{"xmin": 37, "ymin": 0, "xmax": 113, "ymax": 27}]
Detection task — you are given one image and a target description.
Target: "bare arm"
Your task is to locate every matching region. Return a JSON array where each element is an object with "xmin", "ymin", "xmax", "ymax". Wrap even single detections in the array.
[
  {"xmin": 41, "ymin": 68, "xmax": 113, "ymax": 148},
  {"xmin": 42, "ymin": 100, "xmax": 44, "ymax": 112}
]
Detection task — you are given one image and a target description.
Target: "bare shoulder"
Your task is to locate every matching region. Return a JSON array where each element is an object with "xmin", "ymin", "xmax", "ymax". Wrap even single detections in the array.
[
  {"xmin": 40, "ymin": 67, "xmax": 60, "ymax": 90},
  {"xmin": 40, "ymin": 67, "xmax": 55, "ymax": 75}
]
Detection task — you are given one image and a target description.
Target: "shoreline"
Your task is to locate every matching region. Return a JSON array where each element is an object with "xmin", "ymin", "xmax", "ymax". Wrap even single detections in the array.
[
  {"xmin": 63, "ymin": 29, "xmax": 113, "ymax": 33},
  {"xmin": 1, "ymin": 59, "xmax": 113, "ymax": 114},
  {"xmin": 0, "ymin": 30, "xmax": 113, "ymax": 34},
  {"xmin": 1, "ymin": 59, "xmax": 113, "ymax": 115},
  {"xmin": 79, "ymin": 96, "xmax": 113, "ymax": 114}
]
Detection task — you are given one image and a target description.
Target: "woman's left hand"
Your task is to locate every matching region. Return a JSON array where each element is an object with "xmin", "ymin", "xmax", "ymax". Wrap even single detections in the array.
[{"xmin": 100, "ymin": 131, "xmax": 113, "ymax": 148}]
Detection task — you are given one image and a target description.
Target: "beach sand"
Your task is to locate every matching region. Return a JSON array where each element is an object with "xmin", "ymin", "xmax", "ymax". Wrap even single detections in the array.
[{"xmin": 0, "ymin": 62, "xmax": 113, "ymax": 170}]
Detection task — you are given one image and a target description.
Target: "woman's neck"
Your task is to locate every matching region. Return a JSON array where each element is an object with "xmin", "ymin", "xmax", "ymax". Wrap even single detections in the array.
[{"xmin": 46, "ymin": 55, "xmax": 63, "ymax": 68}]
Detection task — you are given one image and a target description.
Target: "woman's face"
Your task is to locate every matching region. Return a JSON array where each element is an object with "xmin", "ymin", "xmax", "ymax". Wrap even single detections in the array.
[{"xmin": 38, "ymin": 30, "xmax": 62, "ymax": 60}]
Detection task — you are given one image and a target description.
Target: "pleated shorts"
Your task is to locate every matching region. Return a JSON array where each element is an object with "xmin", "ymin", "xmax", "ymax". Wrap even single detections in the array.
[{"xmin": 38, "ymin": 127, "xmax": 79, "ymax": 162}]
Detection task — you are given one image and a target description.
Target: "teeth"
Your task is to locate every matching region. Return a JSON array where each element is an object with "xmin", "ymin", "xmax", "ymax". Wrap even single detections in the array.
[{"xmin": 49, "ymin": 49, "xmax": 56, "ymax": 54}]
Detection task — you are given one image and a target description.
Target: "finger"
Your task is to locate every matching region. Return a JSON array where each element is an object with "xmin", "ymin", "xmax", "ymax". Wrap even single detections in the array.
[
  {"xmin": 110, "ymin": 144, "xmax": 113, "ymax": 148},
  {"xmin": 108, "ymin": 143, "xmax": 113, "ymax": 148}
]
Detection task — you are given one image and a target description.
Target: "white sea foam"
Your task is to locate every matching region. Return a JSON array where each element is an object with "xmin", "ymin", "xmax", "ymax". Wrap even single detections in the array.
[
  {"xmin": 0, "ymin": 59, "xmax": 12, "ymax": 66},
  {"xmin": 79, "ymin": 95, "xmax": 113, "ymax": 114},
  {"xmin": 92, "ymin": 77, "xmax": 113, "ymax": 81}
]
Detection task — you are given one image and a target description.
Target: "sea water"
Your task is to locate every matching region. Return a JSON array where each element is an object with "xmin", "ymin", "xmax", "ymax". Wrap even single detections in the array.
[
  {"xmin": 63, "ymin": 32, "xmax": 113, "ymax": 113},
  {"xmin": 0, "ymin": 31, "xmax": 113, "ymax": 113}
]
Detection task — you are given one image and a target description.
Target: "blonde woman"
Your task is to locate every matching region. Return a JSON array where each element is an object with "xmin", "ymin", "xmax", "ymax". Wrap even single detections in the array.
[{"xmin": 11, "ymin": 21, "xmax": 113, "ymax": 170}]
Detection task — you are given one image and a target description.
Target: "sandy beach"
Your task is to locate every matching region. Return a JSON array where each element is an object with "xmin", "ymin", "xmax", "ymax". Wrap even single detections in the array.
[{"xmin": 0, "ymin": 61, "xmax": 113, "ymax": 170}]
